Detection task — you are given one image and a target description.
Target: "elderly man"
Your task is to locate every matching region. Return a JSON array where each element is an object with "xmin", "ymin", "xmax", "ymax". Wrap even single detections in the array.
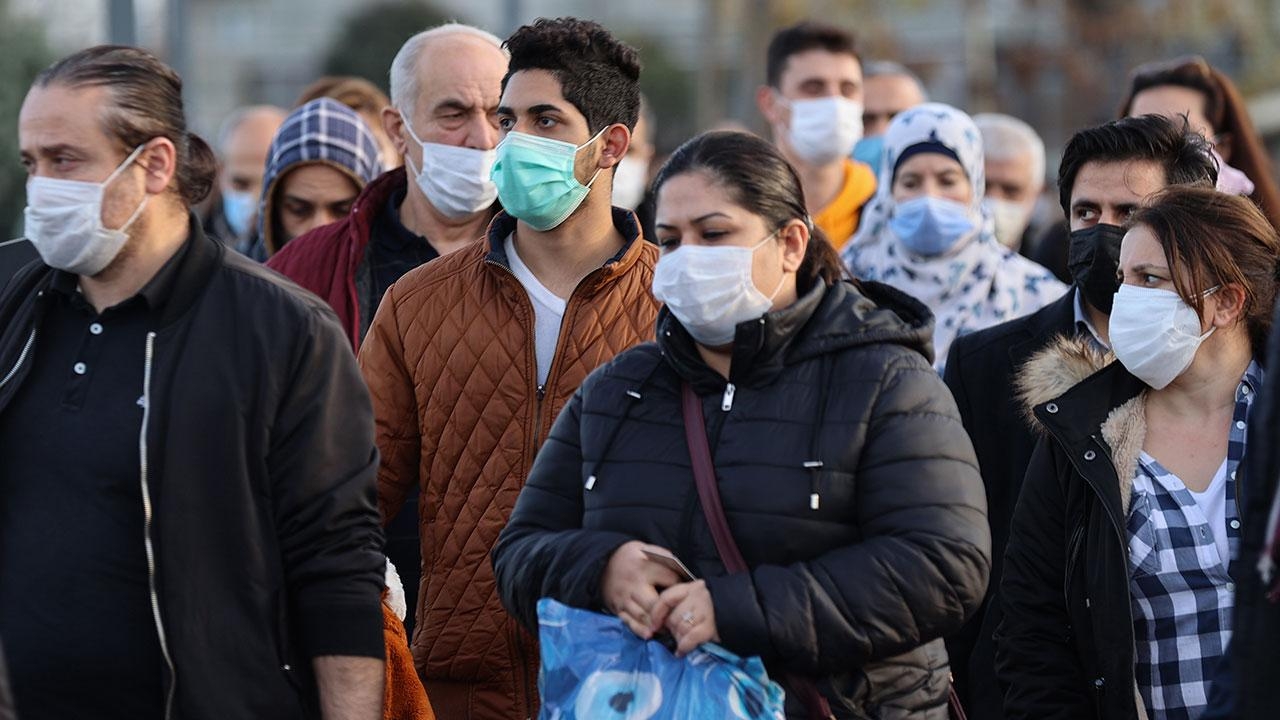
[
  {"xmin": 975, "ymin": 112, "xmax": 1047, "ymax": 250},
  {"xmin": 268, "ymin": 23, "xmax": 507, "ymax": 350},
  {"xmin": 204, "ymin": 105, "xmax": 286, "ymax": 247},
  {"xmin": 860, "ymin": 60, "xmax": 927, "ymax": 137}
]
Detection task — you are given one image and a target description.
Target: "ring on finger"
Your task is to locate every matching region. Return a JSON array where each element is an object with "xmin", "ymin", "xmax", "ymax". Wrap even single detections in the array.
[{"xmin": 681, "ymin": 611, "xmax": 695, "ymax": 626}]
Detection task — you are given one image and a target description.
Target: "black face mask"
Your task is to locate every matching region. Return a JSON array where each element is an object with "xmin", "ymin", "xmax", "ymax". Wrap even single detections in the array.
[{"xmin": 1068, "ymin": 223, "xmax": 1126, "ymax": 314}]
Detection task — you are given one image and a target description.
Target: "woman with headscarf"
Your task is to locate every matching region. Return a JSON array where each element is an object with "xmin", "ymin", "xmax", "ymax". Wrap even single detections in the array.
[
  {"xmin": 244, "ymin": 97, "xmax": 385, "ymax": 260},
  {"xmin": 843, "ymin": 103, "xmax": 1066, "ymax": 369}
]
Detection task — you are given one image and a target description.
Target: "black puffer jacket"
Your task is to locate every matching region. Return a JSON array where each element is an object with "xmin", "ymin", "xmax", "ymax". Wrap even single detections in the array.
[{"xmin": 493, "ymin": 279, "xmax": 991, "ymax": 719}]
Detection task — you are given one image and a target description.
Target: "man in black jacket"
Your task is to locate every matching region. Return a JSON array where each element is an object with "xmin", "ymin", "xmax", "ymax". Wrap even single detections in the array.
[
  {"xmin": 942, "ymin": 114, "xmax": 1217, "ymax": 718},
  {"xmin": 0, "ymin": 238, "xmax": 38, "ymax": 292},
  {"xmin": 0, "ymin": 47, "xmax": 385, "ymax": 720}
]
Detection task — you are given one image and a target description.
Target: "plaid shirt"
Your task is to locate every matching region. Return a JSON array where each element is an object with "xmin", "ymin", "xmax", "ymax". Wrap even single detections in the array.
[{"xmin": 1127, "ymin": 361, "xmax": 1263, "ymax": 720}]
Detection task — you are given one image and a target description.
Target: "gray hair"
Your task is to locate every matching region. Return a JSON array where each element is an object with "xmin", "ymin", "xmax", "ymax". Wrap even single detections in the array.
[
  {"xmin": 389, "ymin": 23, "xmax": 507, "ymax": 112},
  {"xmin": 863, "ymin": 60, "xmax": 928, "ymax": 101},
  {"xmin": 974, "ymin": 112, "xmax": 1047, "ymax": 187},
  {"xmin": 216, "ymin": 105, "xmax": 286, "ymax": 156}
]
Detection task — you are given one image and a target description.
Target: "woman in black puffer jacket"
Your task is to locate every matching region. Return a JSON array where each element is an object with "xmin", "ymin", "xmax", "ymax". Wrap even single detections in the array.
[{"xmin": 492, "ymin": 131, "xmax": 990, "ymax": 719}]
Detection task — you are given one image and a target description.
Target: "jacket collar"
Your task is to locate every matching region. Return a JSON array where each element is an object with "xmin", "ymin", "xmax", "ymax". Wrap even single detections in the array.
[
  {"xmin": 1017, "ymin": 335, "xmax": 1148, "ymax": 518},
  {"xmin": 153, "ymin": 214, "xmax": 222, "ymax": 329},
  {"xmin": 658, "ymin": 278, "xmax": 829, "ymax": 390},
  {"xmin": 1008, "ymin": 288, "xmax": 1079, "ymax": 364},
  {"xmin": 483, "ymin": 207, "xmax": 647, "ymax": 292}
]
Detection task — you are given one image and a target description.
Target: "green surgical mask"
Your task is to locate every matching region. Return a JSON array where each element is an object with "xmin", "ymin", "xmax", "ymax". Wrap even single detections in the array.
[{"xmin": 490, "ymin": 128, "xmax": 606, "ymax": 231}]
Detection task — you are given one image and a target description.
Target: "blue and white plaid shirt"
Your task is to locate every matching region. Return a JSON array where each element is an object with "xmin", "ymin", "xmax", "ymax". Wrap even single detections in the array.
[{"xmin": 1127, "ymin": 361, "xmax": 1263, "ymax": 720}]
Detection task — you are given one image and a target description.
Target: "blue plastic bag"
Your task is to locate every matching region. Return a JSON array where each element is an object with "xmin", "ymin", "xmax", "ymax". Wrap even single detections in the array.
[{"xmin": 536, "ymin": 598, "xmax": 786, "ymax": 719}]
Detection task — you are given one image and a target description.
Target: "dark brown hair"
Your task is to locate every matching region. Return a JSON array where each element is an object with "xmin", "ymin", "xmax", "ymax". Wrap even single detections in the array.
[
  {"xmin": 35, "ymin": 45, "xmax": 216, "ymax": 206},
  {"xmin": 1119, "ymin": 56, "xmax": 1280, "ymax": 230},
  {"xmin": 766, "ymin": 22, "xmax": 860, "ymax": 88},
  {"xmin": 502, "ymin": 17, "xmax": 641, "ymax": 134},
  {"xmin": 1129, "ymin": 185, "xmax": 1280, "ymax": 356},
  {"xmin": 653, "ymin": 130, "xmax": 847, "ymax": 290}
]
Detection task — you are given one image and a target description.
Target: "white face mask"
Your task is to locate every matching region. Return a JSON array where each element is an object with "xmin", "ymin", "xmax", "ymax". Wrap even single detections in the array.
[
  {"xmin": 402, "ymin": 115, "xmax": 498, "ymax": 219},
  {"xmin": 651, "ymin": 231, "xmax": 786, "ymax": 347},
  {"xmin": 24, "ymin": 144, "xmax": 148, "ymax": 276},
  {"xmin": 781, "ymin": 95, "xmax": 864, "ymax": 165},
  {"xmin": 982, "ymin": 197, "xmax": 1032, "ymax": 249},
  {"xmin": 611, "ymin": 155, "xmax": 650, "ymax": 210},
  {"xmin": 1109, "ymin": 284, "xmax": 1218, "ymax": 389}
]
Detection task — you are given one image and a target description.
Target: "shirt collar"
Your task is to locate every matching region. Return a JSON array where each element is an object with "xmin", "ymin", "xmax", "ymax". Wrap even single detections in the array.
[
  {"xmin": 1240, "ymin": 359, "xmax": 1264, "ymax": 404},
  {"xmin": 1073, "ymin": 287, "xmax": 1109, "ymax": 351},
  {"xmin": 47, "ymin": 234, "xmax": 192, "ymax": 313}
]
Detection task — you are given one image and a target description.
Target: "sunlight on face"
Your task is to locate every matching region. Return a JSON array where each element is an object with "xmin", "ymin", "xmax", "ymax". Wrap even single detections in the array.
[{"xmin": 891, "ymin": 152, "xmax": 972, "ymax": 205}]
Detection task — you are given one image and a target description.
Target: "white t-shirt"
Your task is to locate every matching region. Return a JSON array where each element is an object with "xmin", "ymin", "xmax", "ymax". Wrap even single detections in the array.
[
  {"xmin": 1188, "ymin": 458, "xmax": 1231, "ymax": 566},
  {"xmin": 505, "ymin": 234, "xmax": 567, "ymax": 386}
]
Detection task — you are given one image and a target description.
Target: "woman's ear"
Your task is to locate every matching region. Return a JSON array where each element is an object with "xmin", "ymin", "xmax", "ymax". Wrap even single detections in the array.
[
  {"xmin": 1209, "ymin": 283, "xmax": 1247, "ymax": 329},
  {"xmin": 780, "ymin": 218, "xmax": 809, "ymax": 273}
]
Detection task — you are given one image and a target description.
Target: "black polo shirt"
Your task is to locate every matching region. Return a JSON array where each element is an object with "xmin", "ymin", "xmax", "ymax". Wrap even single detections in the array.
[{"xmin": 0, "ymin": 240, "xmax": 189, "ymax": 720}]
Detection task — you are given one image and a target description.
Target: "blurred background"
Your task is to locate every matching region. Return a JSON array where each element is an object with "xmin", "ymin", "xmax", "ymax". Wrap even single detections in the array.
[{"xmin": 3, "ymin": 0, "xmax": 1280, "ymax": 235}]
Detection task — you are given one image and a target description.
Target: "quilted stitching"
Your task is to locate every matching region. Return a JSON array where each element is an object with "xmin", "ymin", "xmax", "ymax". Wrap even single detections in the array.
[{"xmin": 363, "ymin": 234, "xmax": 659, "ymax": 711}]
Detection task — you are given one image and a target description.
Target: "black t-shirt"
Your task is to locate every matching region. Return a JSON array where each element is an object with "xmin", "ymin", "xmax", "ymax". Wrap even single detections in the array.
[{"xmin": 0, "ymin": 245, "xmax": 188, "ymax": 719}]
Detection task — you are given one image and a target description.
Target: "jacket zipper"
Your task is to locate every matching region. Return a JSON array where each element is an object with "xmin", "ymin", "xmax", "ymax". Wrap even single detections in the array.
[
  {"xmin": 721, "ymin": 383, "xmax": 736, "ymax": 411},
  {"xmin": 1063, "ymin": 522, "xmax": 1085, "ymax": 610},
  {"xmin": 511, "ymin": 621, "xmax": 533, "ymax": 719},
  {"xmin": 139, "ymin": 331, "xmax": 177, "ymax": 719},
  {"xmin": 0, "ymin": 327, "xmax": 37, "ymax": 391}
]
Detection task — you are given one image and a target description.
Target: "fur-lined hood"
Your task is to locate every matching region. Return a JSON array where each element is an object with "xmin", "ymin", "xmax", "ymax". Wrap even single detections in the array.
[{"xmin": 1015, "ymin": 334, "xmax": 1148, "ymax": 517}]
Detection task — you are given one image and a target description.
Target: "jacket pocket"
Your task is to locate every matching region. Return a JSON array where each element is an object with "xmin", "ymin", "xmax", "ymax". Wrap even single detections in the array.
[{"xmin": 1127, "ymin": 492, "xmax": 1162, "ymax": 577}]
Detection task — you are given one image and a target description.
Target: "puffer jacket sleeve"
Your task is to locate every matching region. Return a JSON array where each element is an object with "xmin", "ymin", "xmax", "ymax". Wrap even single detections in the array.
[
  {"xmin": 994, "ymin": 437, "xmax": 1092, "ymax": 719},
  {"xmin": 272, "ymin": 306, "xmax": 386, "ymax": 659},
  {"xmin": 492, "ymin": 385, "xmax": 637, "ymax": 633},
  {"xmin": 705, "ymin": 352, "xmax": 991, "ymax": 674},
  {"xmin": 358, "ymin": 284, "xmax": 421, "ymax": 525}
]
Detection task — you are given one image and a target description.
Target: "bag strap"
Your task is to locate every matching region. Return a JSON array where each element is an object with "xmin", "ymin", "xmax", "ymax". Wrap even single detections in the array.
[{"xmin": 681, "ymin": 382, "xmax": 835, "ymax": 720}]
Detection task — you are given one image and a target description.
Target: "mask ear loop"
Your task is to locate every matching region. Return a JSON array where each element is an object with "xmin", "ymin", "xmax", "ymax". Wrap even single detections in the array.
[
  {"xmin": 104, "ymin": 143, "xmax": 151, "ymax": 233},
  {"xmin": 580, "ymin": 126, "xmax": 612, "ymax": 189}
]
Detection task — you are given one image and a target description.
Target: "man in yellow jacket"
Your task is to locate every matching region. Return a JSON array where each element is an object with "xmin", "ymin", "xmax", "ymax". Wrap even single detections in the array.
[{"xmin": 757, "ymin": 21, "xmax": 877, "ymax": 251}]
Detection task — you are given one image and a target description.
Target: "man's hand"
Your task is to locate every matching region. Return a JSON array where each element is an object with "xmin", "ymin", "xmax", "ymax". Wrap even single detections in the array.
[
  {"xmin": 314, "ymin": 655, "xmax": 384, "ymax": 720},
  {"xmin": 600, "ymin": 541, "xmax": 681, "ymax": 639}
]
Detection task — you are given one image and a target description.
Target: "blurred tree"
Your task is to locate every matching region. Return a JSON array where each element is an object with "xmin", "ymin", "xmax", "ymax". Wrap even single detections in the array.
[
  {"xmin": 0, "ymin": 0, "xmax": 52, "ymax": 237},
  {"xmin": 322, "ymin": 1, "xmax": 453, "ymax": 93},
  {"xmin": 626, "ymin": 34, "xmax": 696, "ymax": 154}
]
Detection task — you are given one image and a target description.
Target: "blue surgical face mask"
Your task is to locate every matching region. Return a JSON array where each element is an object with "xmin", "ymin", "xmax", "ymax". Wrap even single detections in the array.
[
  {"xmin": 221, "ymin": 189, "xmax": 255, "ymax": 238},
  {"xmin": 491, "ymin": 128, "xmax": 606, "ymax": 231},
  {"xmin": 888, "ymin": 196, "xmax": 977, "ymax": 257},
  {"xmin": 852, "ymin": 135, "xmax": 885, "ymax": 170}
]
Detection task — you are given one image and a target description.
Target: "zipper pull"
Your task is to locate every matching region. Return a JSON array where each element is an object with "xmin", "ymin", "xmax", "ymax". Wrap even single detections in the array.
[
  {"xmin": 536, "ymin": 384, "xmax": 546, "ymax": 400},
  {"xmin": 804, "ymin": 460, "xmax": 823, "ymax": 511},
  {"xmin": 721, "ymin": 383, "xmax": 736, "ymax": 411}
]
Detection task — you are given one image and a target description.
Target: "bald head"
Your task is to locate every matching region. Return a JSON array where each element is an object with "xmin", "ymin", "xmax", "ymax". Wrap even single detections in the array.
[
  {"xmin": 385, "ymin": 23, "xmax": 509, "ymax": 173},
  {"xmin": 862, "ymin": 62, "xmax": 927, "ymax": 137},
  {"xmin": 218, "ymin": 105, "xmax": 286, "ymax": 200}
]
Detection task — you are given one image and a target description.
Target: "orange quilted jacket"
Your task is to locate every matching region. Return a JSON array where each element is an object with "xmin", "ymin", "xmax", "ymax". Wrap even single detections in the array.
[{"xmin": 359, "ymin": 209, "xmax": 659, "ymax": 720}]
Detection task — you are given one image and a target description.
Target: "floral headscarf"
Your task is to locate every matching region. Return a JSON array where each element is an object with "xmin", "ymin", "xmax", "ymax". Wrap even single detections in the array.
[{"xmin": 843, "ymin": 103, "xmax": 1065, "ymax": 369}]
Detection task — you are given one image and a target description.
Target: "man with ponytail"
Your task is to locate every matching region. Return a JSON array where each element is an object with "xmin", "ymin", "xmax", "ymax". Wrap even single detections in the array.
[{"xmin": 0, "ymin": 46, "xmax": 386, "ymax": 719}]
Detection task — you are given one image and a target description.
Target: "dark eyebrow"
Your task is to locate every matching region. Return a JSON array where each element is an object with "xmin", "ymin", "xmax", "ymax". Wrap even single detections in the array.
[
  {"xmin": 692, "ymin": 212, "xmax": 731, "ymax": 224},
  {"xmin": 1071, "ymin": 199, "xmax": 1100, "ymax": 212},
  {"xmin": 282, "ymin": 194, "xmax": 315, "ymax": 207},
  {"xmin": 1132, "ymin": 262, "xmax": 1170, "ymax": 275}
]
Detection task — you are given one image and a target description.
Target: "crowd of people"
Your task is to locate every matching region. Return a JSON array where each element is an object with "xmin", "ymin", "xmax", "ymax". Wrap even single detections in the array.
[{"xmin": 1, "ymin": 12, "xmax": 1280, "ymax": 720}]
